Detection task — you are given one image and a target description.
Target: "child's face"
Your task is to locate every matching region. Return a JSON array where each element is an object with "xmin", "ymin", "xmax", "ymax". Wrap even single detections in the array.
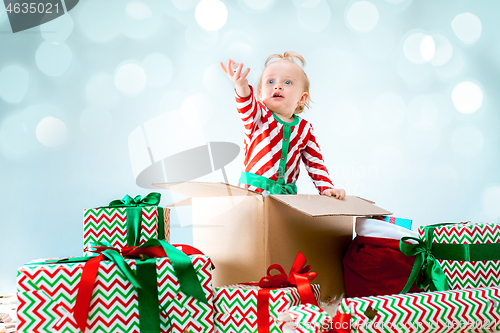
[{"xmin": 260, "ymin": 60, "xmax": 309, "ymax": 117}]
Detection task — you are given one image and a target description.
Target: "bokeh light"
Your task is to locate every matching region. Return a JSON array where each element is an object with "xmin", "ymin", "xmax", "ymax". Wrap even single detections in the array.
[
  {"xmin": 451, "ymin": 12, "xmax": 482, "ymax": 45},
  {"xmin": 35, "ymin": 42, "xmax": 73, "ymax": 77},
  {"xmin": 86, "ymin": 73, "xmax": 119, "ymax": 107},
  {"xmin": 369, "ymin": 92, "xmax": 406, "ymax": 129},
  {"xmin": 451, "ymin": 81, "xmax": 483, "ymax": 114},
  {"xmin": 296, "ymin": 0, "xmax": 331, "ymax": 33},
  {"xmin": 40, "ymin": 12, "xmax": 74, "ymax": 43},
  {"xmin": 195, "ymin": 0, "xmax": 228, "ymax": 31},
  {"xmin": 125, "ymin": 1, "xmax": 152, "ymax": 20},
  {"xmin": 403, "ymin": 32, "xmax": 430, "ymax": 64},
  {"xmin": 346, "ymin": 1, "xmax": 379, "ymax": 33},
  {"xmin": 430, "ymin": 34, "xmax": 453, "ymax": 67},
  {"xmin": 482, "ymin": 186, "xmax": 500, "ymax": 221},
  {"xmin": 420, "ymin": 35, "xmax": 435, "ymax": 62},
  {"xmin": 142, "ymin": 53, "xmax": 173, "ymax": 88},
  {"xmin": 114, "ymin": 63, "xmax": 147, "ymax": 94},
  {"xmin": 35, "ymin": 116, "xmax": 68, "ymax": 148},
  {"xmin": 0, "ymin": 65, "xmax": 29, "ymax": 104},
  {"xmin": 451, "ymin": 125, "xmax": 484, "ymax": 158},
  {"xmin": 80, "ymin": 106, "xmax": 113, "ymax": 137}
]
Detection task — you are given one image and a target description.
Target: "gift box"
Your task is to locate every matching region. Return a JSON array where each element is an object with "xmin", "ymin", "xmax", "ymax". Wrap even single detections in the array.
[
  {"xmin": 214, "ymin": 252, "xmax": 321, "ymax": 333},
  {"xmin": 415, "ymin": 222, "xmax": 500, "ymax": 290},
  {"xmin": 83, "ymin": 193, "xmax": 170, "ymax": 252},
  {"xmin": 372, "ymin": 216, "xmax": 412, "ymax": 230},
  {"xmin": 214, "ymin": 283, "xmax": 320, "ymax": 333},
  {"xmin": 17, "ymin": 241, "xmax": 213, "ymax": 333},
  {"xmin": 335, "ymin": 286, "xmax": 500, "ymax": 333}
]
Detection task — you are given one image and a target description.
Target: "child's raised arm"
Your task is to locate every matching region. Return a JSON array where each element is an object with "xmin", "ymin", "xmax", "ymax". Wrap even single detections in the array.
[{"xmin": 220, "ymin": 59, "xmax": 251, "ymax": 98}]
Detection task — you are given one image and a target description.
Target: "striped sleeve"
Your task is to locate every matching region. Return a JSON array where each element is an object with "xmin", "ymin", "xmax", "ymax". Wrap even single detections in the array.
[
  {"xmin": 301, "ymin": 125, "xmax": 334, "ymax": 194},
  {"xmin": 235, "ymin": 85, "xmax": 262, "ymax": 140}
]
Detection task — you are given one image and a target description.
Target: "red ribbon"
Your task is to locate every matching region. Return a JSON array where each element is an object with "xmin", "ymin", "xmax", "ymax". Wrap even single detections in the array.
[
  {"xmin": 328, "ymin": 311, "xmax": 352, "ymax": 333},
  {"xmin": 73, "ymin": 242, "xmax": 207, "ymax": 333},
  {"xmin": 253, "ymin": 252, "xmax": 318, "ymax": 333}
]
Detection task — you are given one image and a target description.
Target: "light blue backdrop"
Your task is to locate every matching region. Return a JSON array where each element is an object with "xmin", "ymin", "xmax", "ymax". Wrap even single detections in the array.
[{"xmin": 1, "ymin": 0, "xmax": 499, "ymax": 295}]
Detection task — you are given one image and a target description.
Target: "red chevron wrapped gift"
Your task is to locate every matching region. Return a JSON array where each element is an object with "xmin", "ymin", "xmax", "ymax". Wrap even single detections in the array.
[
  {"xmin": 415, "ymin": 222, "xmax": 500, "ymax": 290},
  {"xmin": 16, "ymin": 242, "xmax": 214, "ymax": 333},
  {"xmin": 83, "ymin": 192, "xmax": 170, "ymax": 252},
  {"xmin": 214, "ymin": 283, "xmax": 320, "ymax": 333},
  {"xmin": 334, "ymin": 286, "xmax": 500, "ymax": 333},
  {"xmin": 214, "ymin": 252, "xmax": 321, "ymax": 333}
]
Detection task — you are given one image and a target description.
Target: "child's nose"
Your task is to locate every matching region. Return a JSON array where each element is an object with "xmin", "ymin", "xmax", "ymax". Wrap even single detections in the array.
[{"xmin": 274, "ymin": 86, "xmax": 283, "ymax": 90}]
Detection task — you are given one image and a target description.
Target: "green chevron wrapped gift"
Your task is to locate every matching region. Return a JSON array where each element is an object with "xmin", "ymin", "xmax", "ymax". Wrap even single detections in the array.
[
  {"xmin": 334, "ymin": 286, "xmax": 500, "ymax": 333},
  {"xmin": 411, "ymin": 222, "xmax": 500, "ymax": 290},
  {"xmin": 214, "ymin": 284, "xmax": 320, "ymax": 333},
  {"xmin": 17, "ymin": 241, "xmax": 214, "ymax": 333},
  {"xmin": 214, "ymin": 252, "xmax": 321, "ymax": 333},
  {"xmin": 83, "ymin": 193, "xmax": 170, "ymax": 252}
]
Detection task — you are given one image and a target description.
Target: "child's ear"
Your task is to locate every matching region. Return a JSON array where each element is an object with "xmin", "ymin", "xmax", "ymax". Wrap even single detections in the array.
[{"xmin": 300, "ymin": 92, "xmax": 309, "ymax": 104}]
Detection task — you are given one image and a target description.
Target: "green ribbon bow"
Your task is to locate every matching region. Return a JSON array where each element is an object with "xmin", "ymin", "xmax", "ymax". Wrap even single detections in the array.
[
  {"xmin": 106, "ymin": 192, "xmax": 165, "ymax": 247},
  {"xmin": 29, "ymin": 239, "xmax": 207, "ymax": 333},
  {"xmin": 399, "ymin": 235, "xmax": 449, "ymax": 293},
  {"xmin": 401, "ymin": 222, "xmax": 500, "ymax": 294},
  {"xmin": 108, "ymin": 192, "xmax": 161, "ymax": 207}
]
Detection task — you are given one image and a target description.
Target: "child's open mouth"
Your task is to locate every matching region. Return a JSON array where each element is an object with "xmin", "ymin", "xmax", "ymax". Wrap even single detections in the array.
[{"xmin": 272, "ymin": 92, "xmax": 284, "ymax": 98}]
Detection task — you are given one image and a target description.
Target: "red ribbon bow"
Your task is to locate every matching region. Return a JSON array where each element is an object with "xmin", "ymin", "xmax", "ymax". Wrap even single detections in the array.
[{"xmin": 254, "ymin": 252, "xmax": 318, "ymax": 333}]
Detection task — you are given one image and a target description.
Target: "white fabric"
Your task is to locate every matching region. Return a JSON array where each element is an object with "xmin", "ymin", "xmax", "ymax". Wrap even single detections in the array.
[{"xmin": 355, "ymin": 217, "xmax": 418, "ymax": 240}]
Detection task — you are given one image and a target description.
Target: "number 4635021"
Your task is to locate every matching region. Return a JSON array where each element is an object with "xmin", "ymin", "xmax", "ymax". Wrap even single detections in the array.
[{"xmin": 5, "ymin": 2, "xmax": 60, "ymax": 14}]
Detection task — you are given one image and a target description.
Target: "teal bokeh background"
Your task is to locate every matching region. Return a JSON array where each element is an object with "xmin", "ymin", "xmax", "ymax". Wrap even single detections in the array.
[{"xmin": 1, "ymin": 0, "xmax": 500, "ymax": 295}]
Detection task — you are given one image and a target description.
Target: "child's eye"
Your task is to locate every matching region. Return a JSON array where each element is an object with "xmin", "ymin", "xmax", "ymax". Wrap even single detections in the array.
[
  {"xmin": 268, "ymin": 79, "xmax": 274, "ymax": 84},
  {"xmin": 285, "ymin": 80, "xmax": 292, "ymax": 85}
]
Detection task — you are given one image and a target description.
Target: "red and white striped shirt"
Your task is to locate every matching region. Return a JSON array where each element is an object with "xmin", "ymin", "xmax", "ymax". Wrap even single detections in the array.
[{"xmin": 236, "ymin": 86, "xmax": 334, "ymax": 194}]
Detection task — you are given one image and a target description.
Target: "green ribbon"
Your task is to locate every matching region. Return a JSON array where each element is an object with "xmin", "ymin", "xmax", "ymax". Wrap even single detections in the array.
[
  {"xmin": 239, "ymin": 172, "xmax": 297, "ymax": 195},
  {"xmin": 399, "ymin": 235, "xmax": 449, "ymax": 293},
  {"xmin": 27, "ymin": 240, "xmax": 207, "ymax": 332},
  {"xmin": 400, "ymin": 222, "xmax": 500, "ymax": 293},
  {"xmin": 106, "ymin": 192, "xmax": 165, "ymax": 247}
]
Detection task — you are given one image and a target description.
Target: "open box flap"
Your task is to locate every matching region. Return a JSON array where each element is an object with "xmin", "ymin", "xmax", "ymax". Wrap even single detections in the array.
[
  {"xmin": 269, "ymin": 194, "xmax": 391, "ymax": 217},
  {"xmin": 154, "ymin": 182, "xmax": 260, "ymax": 198}
]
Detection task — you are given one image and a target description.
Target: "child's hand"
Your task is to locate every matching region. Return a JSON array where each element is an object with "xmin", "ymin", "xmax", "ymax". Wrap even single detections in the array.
[
  {"xmin": 220, "ymin": 59, "xmax": 251, "ymax": 98},
  {"xmin": 322, "ymin": 188, "xmax": 346, "ymax": 200}
]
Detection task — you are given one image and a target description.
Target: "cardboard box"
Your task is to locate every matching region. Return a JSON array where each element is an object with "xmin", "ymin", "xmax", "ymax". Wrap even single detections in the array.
[{"xmin": 155, "ymin": 182, "xmax": 391, "ymax": 300}]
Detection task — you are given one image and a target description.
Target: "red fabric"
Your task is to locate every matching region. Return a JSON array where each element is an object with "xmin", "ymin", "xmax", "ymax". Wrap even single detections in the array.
[{"xmin": 343, "ymin": 236, "xmax": 422, "ymax": 298}]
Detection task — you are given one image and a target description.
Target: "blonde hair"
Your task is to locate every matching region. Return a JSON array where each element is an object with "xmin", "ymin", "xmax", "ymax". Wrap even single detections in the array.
[{"xmin": 257, "ymin": 51, "xmax": 311, "ymax": 114}]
